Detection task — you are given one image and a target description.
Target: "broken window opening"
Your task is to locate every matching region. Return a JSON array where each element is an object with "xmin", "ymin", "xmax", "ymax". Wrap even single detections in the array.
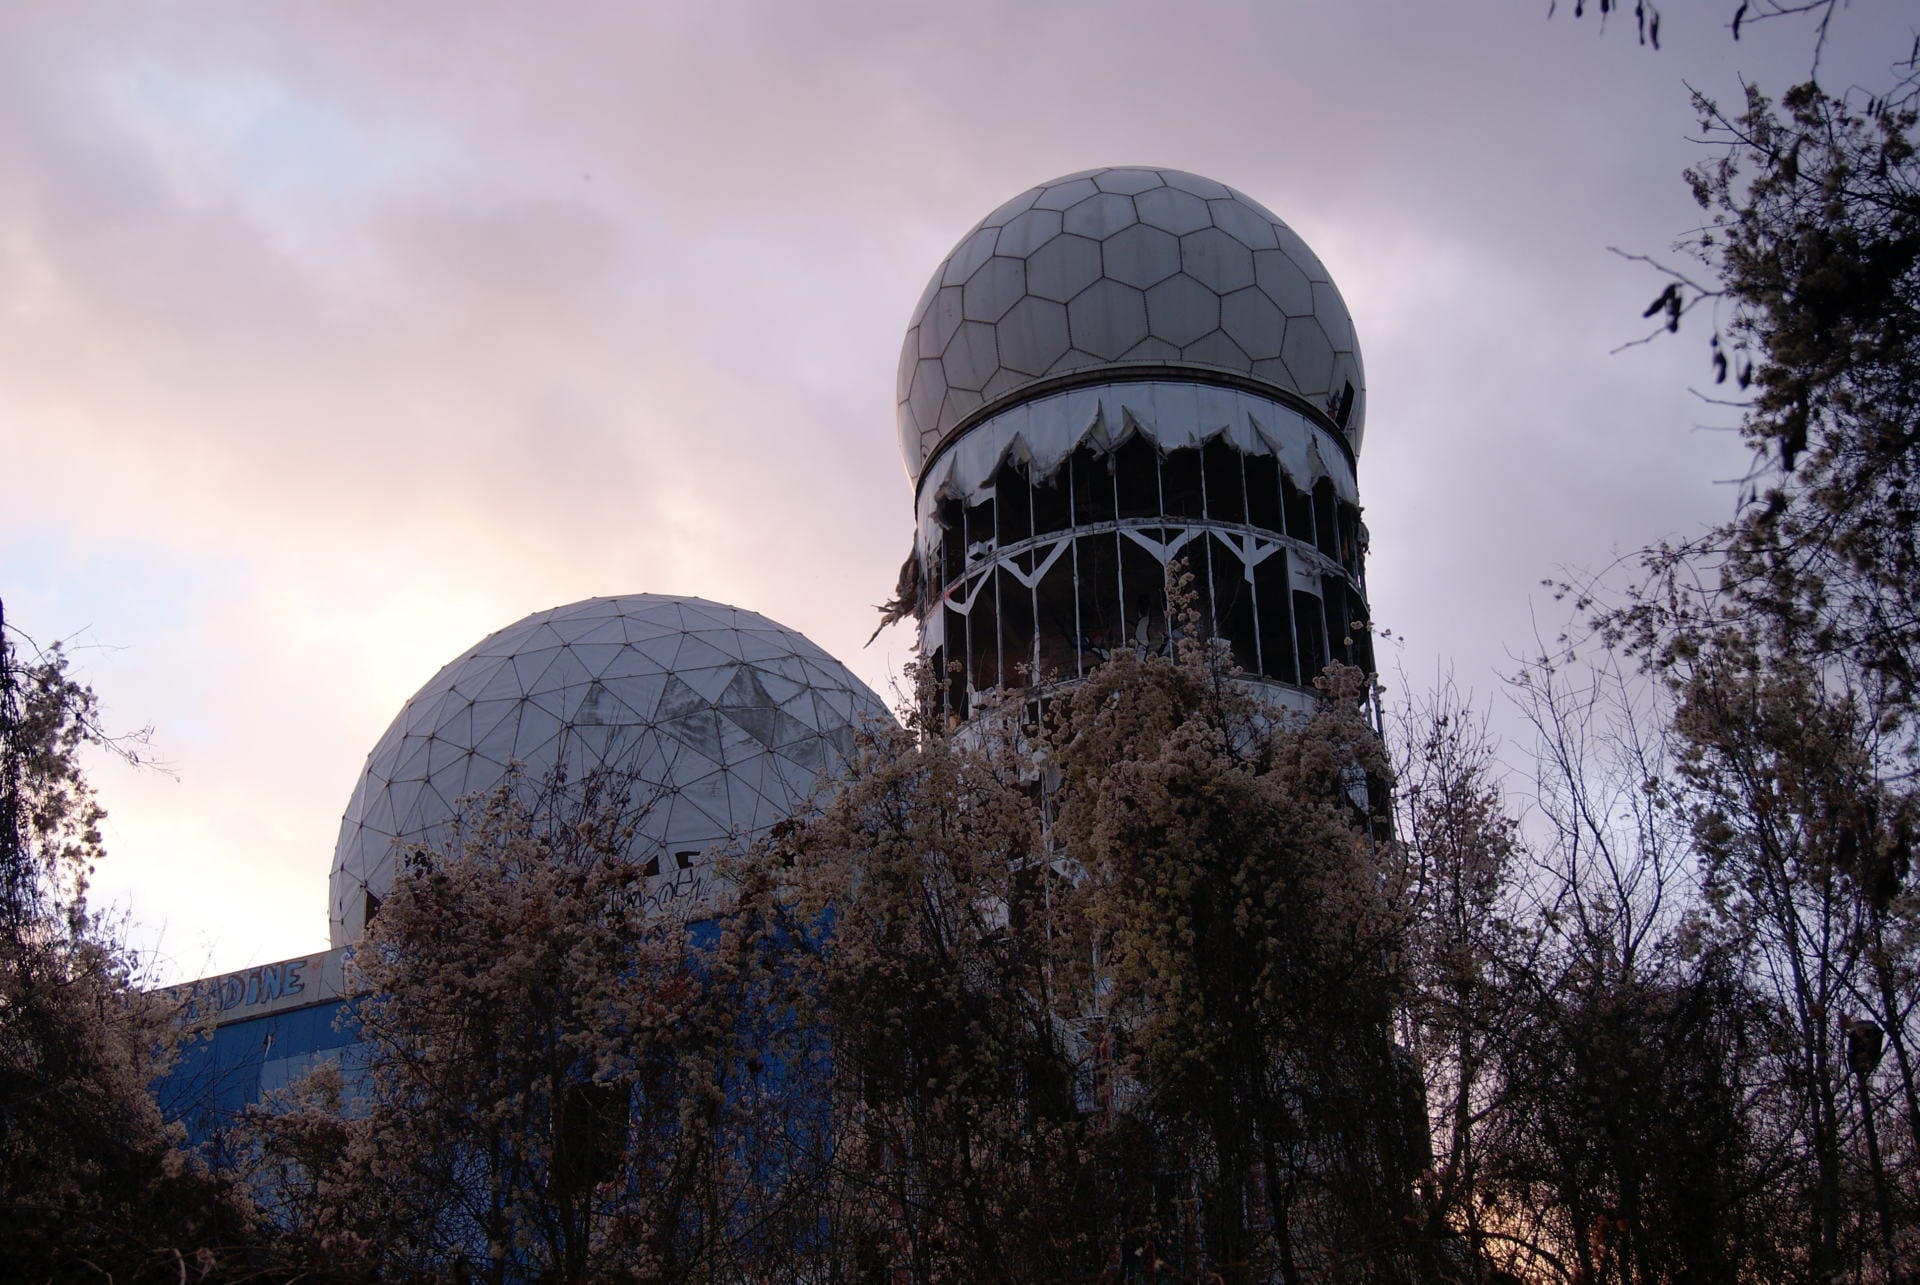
[
  {"xmin": 1161, "ymin": 446, "xmax": 1204, "ymax": 520},
  {"xmin": 1340, "ymin": 580, "xmax": 1375, "ymax": 675},
  {"xmin": 1075, "ymin": 531, "xmax": 1124, "ymax": 668},
  {"xmin": 933, "ymin": 630, "xmax": 967, "ymax": 721},
  {"xmin": 968, "ymin": 571, "xmax": 1002, "ymax": 695},
  {"xmin": 963, "ymin": 492, "xmax": 996, "ymax": 569},
  {"xmin": 997, "ymin": 565, "xmax": 1038, "ymax": 686},
  {"xmin": 1114, "ymin": 434, "xmax": 1161, "ymax": 520},
  {"xmin": 1245, "ymin": 452, "xmax": 1283, "ymax": 535},
  {"xmin": 1293, "ymin": 590, "xmax": 1329, "ymax": 685},
  {"xmin": 1119, "ymin": 537, "xmax": 1170, "ymax": 656},
  {"xmin": 1312, "ymin": 479, "xmax": 1341, "ymax": 563},
  {"xmin": 1208, "ymin": 534, "xmax": 1259, "ymax": 674},
  {"xmin": 1069, "ymin": 446, "xmax": 1115, "ymax": 526},
  {"xmin": 1201, "ymin": 437, "xmax": 1246, "ymax": 526},
  {"xmin": 995, "ymin": 459, "xmax": 1033, "ymax": 546},
  {"xmin": 937, "ymin": 495, "xmax": 964, "ymax": 587},
  {"xmin": 1035, "ymin": 549, "xmax": 1079, "ymax": 683},
  {"xmin": 1284, "ymin": 475, "xmax": 1313, "ymax": 545},
  {"xmin": 1334, "ymin": 380, "xmax": 1356, "ymax": 431},
  {"xmin": 1031, "ymin": 464, "xmax": 1070, "ymax": 537},
  {"xmin": 1254, "ymin": 552, "xmax": 1297, "ymax": 685},
  {"xmin": 1325, "ymin": 575, "xmax": 1355, "ymax": 668},
  {"xmin": 1337, "ymin": 501, "xmax": 1362, "ymax": 575},
  {"xmin": 1305, "ymin": 478, "xmax": 1336, "ymax": 564}
]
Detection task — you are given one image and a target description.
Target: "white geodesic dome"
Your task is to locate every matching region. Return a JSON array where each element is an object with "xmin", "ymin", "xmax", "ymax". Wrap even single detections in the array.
[
  {"xmin": 328, "ymin": 595, "xmax": 890, "ymax": 946},
  {"xmin": 897, "ymin": 166, "xmax": 1366, "ymax": 483}
]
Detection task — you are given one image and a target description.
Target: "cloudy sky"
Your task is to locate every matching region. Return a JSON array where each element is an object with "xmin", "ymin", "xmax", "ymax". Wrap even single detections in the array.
[{"xmin": 3, "ymin": 1, "xmax": 1910, "ymax": 984}]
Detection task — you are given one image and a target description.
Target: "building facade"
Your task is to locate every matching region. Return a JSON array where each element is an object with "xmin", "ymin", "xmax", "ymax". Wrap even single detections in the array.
[
  {"xmin": 162, "ymin": 596, "xmax": 889, "ymax": 1137},
  {"xmin": 160, "ymin": 166, "xmax": 1376, "ymax": 1150}
]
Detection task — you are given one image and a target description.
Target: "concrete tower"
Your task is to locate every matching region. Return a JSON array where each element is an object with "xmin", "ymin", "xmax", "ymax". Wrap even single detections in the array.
[{"xmin": 898, "ymin": 167, "xmax": 1371, "ymax": 719}]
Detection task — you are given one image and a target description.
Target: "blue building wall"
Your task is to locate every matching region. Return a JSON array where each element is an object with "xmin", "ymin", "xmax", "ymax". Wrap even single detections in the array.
[
  {"xmin": 153, "ymin": 925, "xmax": 739, "ymax": 1145},
  {"xmin": 156, "ymin": 948, "xmax": 367, "ymax": 1145},
  {"xmin": 159, "ymin": 998, "xmax": 364, "ymax": 1144}
]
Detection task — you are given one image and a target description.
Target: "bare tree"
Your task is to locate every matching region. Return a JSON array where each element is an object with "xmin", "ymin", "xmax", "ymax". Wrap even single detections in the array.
[
  {"xmin": 1044, "ymin": 584, "xmax": 1420, "ymax": 1284},
  {"xmin": 242, "ymin": 761, "xmax": 823, "ymax": 1282},
  {"xmin": 0, "ymin": 600, "xmax": 260, "ymax": 1282},
  {"xmin": 738, "ymin": 663, "xmax": 1125, "ymax": 1281},
  {"xmin": 1392, "ymin": 683, "xmax": 1524, "ymax": 1276}
]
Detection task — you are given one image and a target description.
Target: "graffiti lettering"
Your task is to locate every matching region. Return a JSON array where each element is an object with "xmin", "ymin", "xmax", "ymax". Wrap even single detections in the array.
[{"xmin": 194, "ymin": 959, "xmax": 309, "ymax": 1016}]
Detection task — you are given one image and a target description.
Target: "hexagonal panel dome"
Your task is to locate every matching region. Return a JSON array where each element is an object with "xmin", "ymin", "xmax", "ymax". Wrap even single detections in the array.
[
  {"xmin": 328, "ymin": 595, "xmax": 891, "ymax": 946},
  {"xmin": 897, "ymin": 167, "xmax": 1366, "ymax": 483}
]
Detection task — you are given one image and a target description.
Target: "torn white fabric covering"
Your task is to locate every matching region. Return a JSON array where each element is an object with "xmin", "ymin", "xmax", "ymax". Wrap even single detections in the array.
[{"xmin": 915, "ymin": 382, "xmax": 1357, "ymax": 532}]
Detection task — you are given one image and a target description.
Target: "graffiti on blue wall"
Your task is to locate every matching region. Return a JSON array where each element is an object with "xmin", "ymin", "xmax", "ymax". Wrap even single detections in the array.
[{"xmin": 190, "ymin": 959, "xmax": 307, "ymax": 1016}]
